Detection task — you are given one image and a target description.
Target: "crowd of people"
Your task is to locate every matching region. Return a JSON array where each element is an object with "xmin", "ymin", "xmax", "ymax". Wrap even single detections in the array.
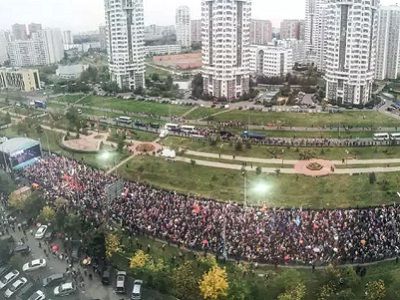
[{"xmin": 20, "ymin": 155, "xmax": 400, "ymax": 266}]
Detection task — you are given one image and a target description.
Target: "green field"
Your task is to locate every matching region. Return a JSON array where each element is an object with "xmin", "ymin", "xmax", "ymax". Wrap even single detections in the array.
[
  {"xmin": 163, "ymin": 136, "xmax": 400, "ymax": 160},
  {"xmin": 118, "ymin": 155, "xmax": 400, "ymax": 209},
  {"xmin": 213, "ymin": 110, "xmax": 400, "ymax": 128},
  {"xmin": 145, "ymin": 64, "xmax": 171, "ymax": 77},
  {"xmin": 52, "ymin": 94, "xmax": 85, "ymax": 104},
  {"xmin": 79, "ymin": 96, "xmax": 191, "ymax": 117},
  {"xmin": 184, "ymin": 106, "xmax": 225, "ymax": 120}
]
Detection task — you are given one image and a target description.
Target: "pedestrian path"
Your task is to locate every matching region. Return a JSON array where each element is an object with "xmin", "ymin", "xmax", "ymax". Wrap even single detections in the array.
[{"xmin": 180, "ymin": 106, "xmax": 198, "ymax": 118}]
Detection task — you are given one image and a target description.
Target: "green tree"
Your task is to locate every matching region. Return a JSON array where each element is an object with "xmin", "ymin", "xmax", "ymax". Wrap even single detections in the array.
[
  {"xmin": 277, "ymin": 282, "xmax": 306, "ymax": 300},
  {"xmin": 0, "ymin": 171, "xmax": 15, "ymax": 194},
  {"xmin": 66, "ymin": 107, "xmax": 84, "ymax": 137},
  {"xmin": 172, "ymin": 261, "xmax": 202, "ymax": 300},
  {"xmin": 365, "ymin": 280, "xmax": 386, "ymax": 300},
  {"xmin": 191, "ymin": 73, "xmax": 204, "ymax": 98}
]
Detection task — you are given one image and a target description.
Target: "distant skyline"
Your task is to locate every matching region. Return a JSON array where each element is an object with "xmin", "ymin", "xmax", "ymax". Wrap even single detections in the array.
[{"xmin": 0, "ymin": 0, "xmax": 398, "ymax": 33}]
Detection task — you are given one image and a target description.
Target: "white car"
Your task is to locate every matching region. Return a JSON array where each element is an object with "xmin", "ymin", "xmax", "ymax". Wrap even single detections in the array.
[
  {"xmin": 4, "ymin": 277, "xmax": 27, "ymax": 298},
  {"xmin": 53, "ymin": 282, "xmax": 76, "ymax": 296},
  {"xmin": 28, "ymin": 290, "xmax": 46, "ymax": 300},
  {"xmin": 23, "ymin": 259, "xmax": 47, "ymax": 272},
  {"xmin": 35, "ymin": 225, "xmax": 48, "ymax": 239},
  {"xmin": 0, "ymin": 270, "xmax": 19, "ymax": 289}
]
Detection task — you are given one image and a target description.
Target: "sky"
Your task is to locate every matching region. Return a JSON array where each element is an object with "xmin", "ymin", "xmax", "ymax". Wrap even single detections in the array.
[{"xmin": 0, "ymin": 0, "xmax": 398, "ymax": 33}]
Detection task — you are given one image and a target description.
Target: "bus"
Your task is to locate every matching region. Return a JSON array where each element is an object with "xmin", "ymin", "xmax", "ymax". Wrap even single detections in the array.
[
  {"xmin": 165, "ymin": 123, "xmax": 180, "ymax": 132},
  {"xmin": 116, "ymin": 116, "xmax": 132, "ymax": 124},
  {"xmin": 373, "ymin": 133, "xmax": 390, "ymax": 141},
  {"xmin": 390, "ymin": 133, "xmax": 400, "ymax": 141},
  {"xmin": 34, "ymin": 100, "xmax": 47, "ymax": 109},
  {"xmin": 181, "ymin": 125, "xmax": 196, "ymax": 134}
]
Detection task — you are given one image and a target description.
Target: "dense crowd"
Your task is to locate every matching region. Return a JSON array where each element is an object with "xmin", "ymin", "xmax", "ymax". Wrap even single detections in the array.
[{"xmin": 21, "ymin": 155, "xmax": 400, "ymax": 265}]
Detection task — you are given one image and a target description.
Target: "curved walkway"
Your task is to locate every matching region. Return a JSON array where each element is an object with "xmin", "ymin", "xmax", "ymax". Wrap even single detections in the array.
[{"xmin": 178, "ymin": 150, "xmax": 400, "ymax": 175}]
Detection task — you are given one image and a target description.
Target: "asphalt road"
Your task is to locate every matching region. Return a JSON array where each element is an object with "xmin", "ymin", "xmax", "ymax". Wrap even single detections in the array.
[{"xmin": 0, "ymin": 204, "xmax": 174, "ymax": 300}]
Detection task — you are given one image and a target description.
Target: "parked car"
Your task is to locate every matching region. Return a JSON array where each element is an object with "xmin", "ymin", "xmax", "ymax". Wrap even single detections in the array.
[
  {"xmin": 23, "ymin": 258, "xmax": 47, "ymax": 272},
  {"xmin": 101, "ymin": 267, "xmax": 111, "ymax": 285},
  {"xmin": 115, "ymin": 271, "xmax": 127, "ymax": 294},
  {"xmin": 130, "ymin": 280, "xmax": 143, "ymax": 300},
  {"xmin": 43, "ymin": 230, "xmax": 54, "ymax": 242},
  {"xmin": 0, "ymin": 270, "xmax": 19, "ymax": 289},
  {"xmin": 12, "ymin": 244, "xmax": 31, "ymax": 256},
  {"xmin": 53, "ymin": 282, "xmax": 76, "ymax": 296},
  {"xmin": 42, "ymin": 273, "xmax": 64, "ymax": 287},
  {"xmin": 4, "ymin": 276, "xmax": 27, "ymax": 298},
  {"xmin": 35, "ymin": 225, "xmax": 48, "ymax": 239},
  {"xmin": 27, "ymin": 290, "xmax": 46, "ymax": 300}
]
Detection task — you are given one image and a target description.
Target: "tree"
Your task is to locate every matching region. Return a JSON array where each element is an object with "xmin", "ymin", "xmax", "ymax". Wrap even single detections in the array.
[
  {"xmin": 256, "ymin": 166, "xmax": 262, "ymax": 175},
  {"xmin": 39, "ymin": 206, "xmax": 56, "ymax": 223},
  {"xmin": 199, "ymin": 265, "xmax": 229, "ymax": 300},
  {"xmin": 0, "ymin": 170, "xmax": 15, "ymax": 194},
  {"xmin": 117, "ymin": 139, "xmax": 125, "ymax": 153},
  {"xmin": 66, "ymin": 107, "xmax": 84, "ymax": 136},
  {"xmin": 192, "ymin": 73, "xmax": 204, "ymax": 98},
  {"xmin": 105, "ymin": 233, "xmax": 121, "ymax": 258},
  {"xmin": 365, "ymin": 280, "xmax": 386, "ymax": 300},
  {"xmin": 369, "ymin": 172, "xmax": 377, "ymax": 184},
  {"xmin": 130, "ymin": 249, "xmax": 150, "ymax": 270},
  {"xmin": 0, "ymin": 242, "xmax": 11, "ymax": 265},
  {"xmin": 172, "ymin": 261, "xmax": 202, "ymax": 300},
  {"xmin": 277, "ymin": 282, "xmax": 306, "ymax": 300}
]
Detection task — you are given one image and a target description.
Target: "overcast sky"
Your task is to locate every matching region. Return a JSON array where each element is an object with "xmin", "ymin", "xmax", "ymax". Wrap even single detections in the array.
[{"xmin": 0, "ymin": 0, "xmax": 398, "ymax": 33}]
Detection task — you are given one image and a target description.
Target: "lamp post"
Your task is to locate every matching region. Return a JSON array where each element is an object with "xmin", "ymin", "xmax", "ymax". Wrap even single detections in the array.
[{"xmin": 242, "ymin": 169, "xmax": 247, "ymax": 208}]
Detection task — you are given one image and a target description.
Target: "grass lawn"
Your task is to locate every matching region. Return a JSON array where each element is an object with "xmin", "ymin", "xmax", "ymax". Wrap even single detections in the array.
[
  {"xmin": 146, "ymin": 64, "xmax": 171, "ymax": 77},
  {"xmin": 162, "ymin": 136, "xmax": 400, "ymax": 160},
  {"xmin": 184, "ymin": 106, "xmax": 224, "ymax": 120},
  {"xmin": 52, "ymin": 94, "xmax": 85, "ymax": 104},
  {"xmin": 213, "ymin": 110, "xmax": 400, "ymax": 128},
  {"xmin": 79, "ymin": 95, "xmax": 191, "ymax": 117},
  {"xmin": 117, "ymin": 155, "xmax": 400, "ymax": 209}
]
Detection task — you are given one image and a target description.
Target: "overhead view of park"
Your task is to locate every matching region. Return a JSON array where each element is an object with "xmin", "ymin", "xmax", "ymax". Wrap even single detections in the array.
[{"xmin": 4, "ymin": 0, "xmax": 400, "ymax": 300}]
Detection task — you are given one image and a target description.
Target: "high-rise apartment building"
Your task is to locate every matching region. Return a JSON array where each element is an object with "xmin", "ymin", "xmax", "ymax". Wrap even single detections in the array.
[
  {"xmin": 250, "ymin": 19, "xmax": 273, "ymax": 45},
  {"xmin": 99, "ymin": 26, "xmax": 107, "ymax": 50},
  {"xmin": 0, "ymin": 31, "xmax": 9, "ymax": 64},
  {"xmin": 278, "ymin": 39, "xmax": 306, "ymax": 65},
  {"xmin": 191, "ymin": 20, "xmax": 202, "ymax": 44},
  {"xmin": 7, "ymin": 29, "xmax": 64, "ymax": 67},
  {"xmin": 280, "ymin": 20, "xmax": 303, "ymax": 40},
  {"xmin": 12, "ymin": 24, "xmax": 28, "ymax": 41},
  {"xmin": 375, "ymin": 5, "xmax": 400, "ymax": 80},
  {"xmin": 250, "ymin": 45, "xmax": 293, "ymax": 77},
  {"xmin": 325, "ymin": 0, "xmax": 379, "ymax": 105},
  {"xmin": 28, "ymin": 23, "xmax": 42, "ymax": 36},
  {"xmin": 62, "ymin": 30, "xmax": 74, "ymax": 45},
  {"xmin": 202, "ymin": 0, "xmax": 252, "ymax": 100},
  {"xmin": 305, "ymin": 0, "xmax": 327, "ymax": 70},
  {"xmin": 176, "ymin": 6, "xmax": 191, "ymax": 48},
  {"xmin": 104, "ymin": 0, "xmax": 145, "ymax": 90}
]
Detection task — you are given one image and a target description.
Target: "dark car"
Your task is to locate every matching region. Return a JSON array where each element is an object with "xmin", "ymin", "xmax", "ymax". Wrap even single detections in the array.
[
  {"xmin": 12, "ymin": 245, "xmax": 31, "ymax": 256},
  {"xmin": 101, "ymin": 267, "xmax": 111, "ymax": 285},
  {"xmin": 43, "ymin": 230, "xmax": 54, "ymax": 241},
  {"xmin": 71, "ymin": 240, "xmax": 81, "ymax": 262},
  {"xmin": 42, "ymin": 273, "xmax": 65, "ymax": 287}
]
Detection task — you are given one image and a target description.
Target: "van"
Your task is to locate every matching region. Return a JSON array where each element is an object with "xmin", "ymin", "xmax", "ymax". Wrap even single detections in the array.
[{"xmin": 130, "ymin": 280, "xmax": 143, "ymax": 300}]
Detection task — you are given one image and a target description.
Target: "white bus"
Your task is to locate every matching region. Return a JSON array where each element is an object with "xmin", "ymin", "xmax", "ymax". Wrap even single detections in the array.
[
  {"xmin": 181, "ymin": 125, "xmax": 196, "ymax": 134},
  {"xmin": 116, "ymin": 116, "xmax": 132, "ymax": 124},
  {"xmin": 165, "ymin": 123, "xmax": 180, "ymax": 131},
  {"xmin": 373, "ymin": 133, "xmax": 390, "ymax": 141},
  {"xmin": 390, "ymin": 133, "xmax": 400, "ymax": 141}
]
